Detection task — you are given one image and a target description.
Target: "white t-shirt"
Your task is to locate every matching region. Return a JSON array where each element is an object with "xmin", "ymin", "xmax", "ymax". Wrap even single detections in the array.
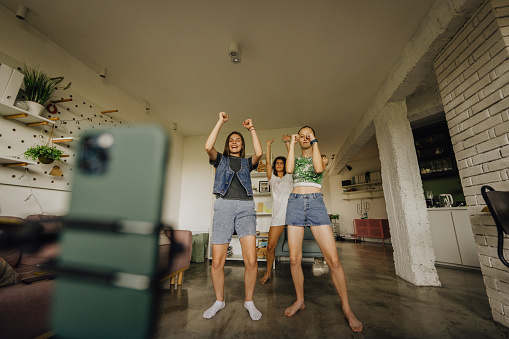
[{"xmin": 269, "ymin": 173, "xmax": 294, "ymax": 226}]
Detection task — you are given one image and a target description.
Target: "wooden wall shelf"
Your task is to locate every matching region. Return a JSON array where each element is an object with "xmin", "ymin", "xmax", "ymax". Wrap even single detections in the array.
[
  {"xmin": 0, "ymin": 155, "xmax": 37, "ymax": 167},
  {"xmin": 0, "ymin": 103, "xmax": 56, "ymax": 126},
  {"xmin": 52, "ymin": 137, "xmax": 78, "ymax": 144}
]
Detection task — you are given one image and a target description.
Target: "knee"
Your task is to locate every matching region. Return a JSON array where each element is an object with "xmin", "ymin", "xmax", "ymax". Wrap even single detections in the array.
[
  {"xmin": 211, "ymin": 260, "xmax": 224, "ymax": 271},
  {"xmin": 289, "ymin": 255, "xmax": 302, "ymax": 267},
  {"xmin": 326, "ymin": 257, "xmax": 342, "ymax": 270},
  {"xmin": 245, "ymin": 258, "xmax": 258, "ymax": 271},
  {"xmin": 267, "ymin": 243, "xmax": 276, "ymax": 253}
]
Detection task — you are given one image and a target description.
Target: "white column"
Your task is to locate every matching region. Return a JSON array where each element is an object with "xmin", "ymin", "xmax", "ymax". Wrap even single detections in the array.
[{"xmin": 374, "ymin": 101, "xmax": 441, "ymax": 286}]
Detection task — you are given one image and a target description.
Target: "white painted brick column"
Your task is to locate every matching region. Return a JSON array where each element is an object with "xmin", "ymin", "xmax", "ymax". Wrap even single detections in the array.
[
  {"xmin": 374, "ymin": 101, "xmax": 441, "ymax": 286},
  {"xmin": 434, "ymin": 0, "xmax": 509, "ymax": 327}
]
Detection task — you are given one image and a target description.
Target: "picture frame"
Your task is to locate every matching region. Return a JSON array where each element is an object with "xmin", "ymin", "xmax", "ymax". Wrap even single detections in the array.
[{"xmin": 259, "ymin": 181, "xmax": 270, "ymax": 193}]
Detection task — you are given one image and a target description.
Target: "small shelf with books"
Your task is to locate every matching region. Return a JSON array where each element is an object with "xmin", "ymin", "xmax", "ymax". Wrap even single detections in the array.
[
  {"xmin": 220, "ymin": 234, "xmax": 270, "ymax": 262},
  {"xmin": 342, "ymin": 171, "xmax": 383, "ymax": 201},
  {"xmin": 256, "ymin": 201, "xmax": 272, "ymax": 215}
]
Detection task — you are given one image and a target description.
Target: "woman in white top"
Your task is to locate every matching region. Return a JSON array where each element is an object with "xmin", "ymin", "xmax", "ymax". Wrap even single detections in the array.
[{"xmin": 259, "ymin": 136, "xmax": 293, "ymax": 284}]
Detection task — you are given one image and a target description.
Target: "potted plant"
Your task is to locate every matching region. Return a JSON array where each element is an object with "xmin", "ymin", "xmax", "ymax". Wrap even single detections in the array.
[
  {"xmin": 24, "ymin": 144, "xmax": 64, "ymax": 164},
  {"xmin": 19, "ymin": 63, "xmax": 71, "ymax": 115},
  {"xmin": 330, "ymin": 214, "xmax": 340, "ymax": 223}
]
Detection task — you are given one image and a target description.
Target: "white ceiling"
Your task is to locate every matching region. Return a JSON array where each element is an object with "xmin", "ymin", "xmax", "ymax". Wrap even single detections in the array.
[{"xmin": 0, "ymin": 0, "xmax": 437, "ymax": 156}]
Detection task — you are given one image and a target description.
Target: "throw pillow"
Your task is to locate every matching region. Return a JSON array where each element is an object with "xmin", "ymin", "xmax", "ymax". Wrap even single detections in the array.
[
  {"xmin": 159, "ymin": 229, "xmax": 171, "ymax": 245},
  {"xmin": 0, "ymin": 257, "xmax": 20, "ymax": 287}
]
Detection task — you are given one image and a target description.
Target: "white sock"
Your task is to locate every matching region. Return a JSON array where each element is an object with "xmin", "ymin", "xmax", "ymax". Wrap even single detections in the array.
[
  {"xmin": 244, "ymin": 301, "xmax": 262, "ymax": 321},
  {"xmin": 203, "ymin": 300, "xmax": 225, "ymax": 319}
]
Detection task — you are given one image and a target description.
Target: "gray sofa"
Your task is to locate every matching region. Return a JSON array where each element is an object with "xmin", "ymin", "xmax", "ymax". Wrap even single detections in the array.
[{"xmin": 275, "ymin": 226, "xmax": 323, "ymax": 259}]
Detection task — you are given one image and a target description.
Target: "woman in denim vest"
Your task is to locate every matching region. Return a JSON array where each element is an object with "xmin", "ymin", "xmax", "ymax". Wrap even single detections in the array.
[
  {"xmin": 203, "ymin": 112, "xmax": 263, "ymax": 321},
  {"xmin": 285, "ymin": 126, "xmax": 362, "ymax": 332}
]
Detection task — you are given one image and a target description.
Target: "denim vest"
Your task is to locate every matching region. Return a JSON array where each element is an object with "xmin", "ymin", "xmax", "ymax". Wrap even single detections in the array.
[{"xmin": 212, "ymin": 155, "xmax": 253, "ymax": 197}]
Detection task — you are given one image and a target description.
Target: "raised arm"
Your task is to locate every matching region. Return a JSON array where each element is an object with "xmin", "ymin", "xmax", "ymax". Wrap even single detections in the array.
[
  {"xmin": 243, "ymin": 119, "xmax": 263, "ymax": 166},
  {"xmin": 265, "ymin": 139, "xmax": 273, "ymax": 180},
  {"xmin": 282, "ymin": 134, "xmax": 291, "ymax": 152},
  {"xmin": 205, "ymin": 112, "xmax": 228, "ymax": 161},
  {"xmin": 286, "ymin": 134, "xmax": 298, "ymax": 174},
  {"xmin": 307, "ymin": 131, "xmax": 325, "ymax": 173}
]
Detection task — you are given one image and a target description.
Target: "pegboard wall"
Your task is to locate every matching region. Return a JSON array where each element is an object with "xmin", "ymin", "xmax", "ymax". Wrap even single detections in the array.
[{"xmin": 0, "ymin": 88, "xmax": 129, "ymax": 192}]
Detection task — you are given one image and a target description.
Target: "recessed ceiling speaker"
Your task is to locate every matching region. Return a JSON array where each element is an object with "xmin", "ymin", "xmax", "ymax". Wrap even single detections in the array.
[
  {"xmin": 16, "ymin": 4, "xmax": 27, "ymax": 20},
  {"xmin": 229, "ymin": 41, "xmax": 241, "ymax": 63}
]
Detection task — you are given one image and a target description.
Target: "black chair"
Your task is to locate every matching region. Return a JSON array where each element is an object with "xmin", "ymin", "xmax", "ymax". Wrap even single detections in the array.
[{"xmin": 481, "ymin": 185, "xmax": 509, "ymax": 268}]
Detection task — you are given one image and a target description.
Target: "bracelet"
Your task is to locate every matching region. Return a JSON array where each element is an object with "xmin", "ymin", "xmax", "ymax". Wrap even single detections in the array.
[
  {"xmin": 283, "ymin": 140, "xmax": 290, "ymax": 143},
  {"xmin": 248, "ymin": 126, "xmax": 255, "ymax": 132},
  {"xmin": 310, "ymin": 139, "xmax": 318, "ymax": 146}
]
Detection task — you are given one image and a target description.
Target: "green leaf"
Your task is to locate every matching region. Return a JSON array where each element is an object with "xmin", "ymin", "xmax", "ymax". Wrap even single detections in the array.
[
  {"xmin": 24, "ymin": 145, "xmax": 64, "ymax": 161},
  {"xmin": 19, "ymin": 64, "xmax": 71, "ymax": 105}
]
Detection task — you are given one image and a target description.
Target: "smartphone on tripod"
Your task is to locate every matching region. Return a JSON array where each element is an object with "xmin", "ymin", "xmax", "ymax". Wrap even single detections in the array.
[{"xmin": 51, "ymin": 125, "xmax": 169, "ymax": 339}]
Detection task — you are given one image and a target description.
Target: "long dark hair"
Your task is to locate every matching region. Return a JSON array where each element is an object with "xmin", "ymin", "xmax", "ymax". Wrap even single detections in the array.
[
  {"xmin": 223, "ymin": 131, "xmax": 245, "ymax": 157},
  {"xmin": 272, "ymin": 156, "xmax": 286, "ymax": 176}
]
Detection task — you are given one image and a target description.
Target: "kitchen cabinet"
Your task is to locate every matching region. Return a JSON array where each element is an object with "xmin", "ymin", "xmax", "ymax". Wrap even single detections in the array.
[
  {"xmin": 412, "ymin": 121, "xmax": 458, "ymax": 179},
  {"xmin": 428, "ymin": 208, "xmax": 479, "ymax": 268}
]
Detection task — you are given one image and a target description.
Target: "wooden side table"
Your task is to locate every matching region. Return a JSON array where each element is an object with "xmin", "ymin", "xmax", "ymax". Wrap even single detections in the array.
[{"xmin": 353, "ymin": 219, "xmax": 390, "ymax": 245}]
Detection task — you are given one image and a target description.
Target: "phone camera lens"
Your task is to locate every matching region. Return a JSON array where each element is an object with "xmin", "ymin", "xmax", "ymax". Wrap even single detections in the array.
[{"xmin": 79, "ymin": 134, "xmax": 112, "ymax": 175}]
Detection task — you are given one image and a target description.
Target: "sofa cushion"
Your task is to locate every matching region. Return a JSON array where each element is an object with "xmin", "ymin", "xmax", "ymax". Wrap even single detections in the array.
[
  {"xmin": 159, "ymin": 229, "xmax": 170, "ymax": 245},
  {"xmin": 0, "ymin": 217, "xmax": 24, "ymax": 267},
  {"xmin": 0, "ymin": 258, "xmax": 20, "ymax": 287},
  {"xmin": 25, "ymin": 214, "xmax": 63, "ymax": 234},
  {"xmin": 0, "ymin": 249, "xmax": 21, "ymax": 268}
]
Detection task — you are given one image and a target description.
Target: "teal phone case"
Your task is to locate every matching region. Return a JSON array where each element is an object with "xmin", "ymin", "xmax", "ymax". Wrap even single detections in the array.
[{"xmin": 51, "ymin": 125, "xmax": 169, "ymax": 339}]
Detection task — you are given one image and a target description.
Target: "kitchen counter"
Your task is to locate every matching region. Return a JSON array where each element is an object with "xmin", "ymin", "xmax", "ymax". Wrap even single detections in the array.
[
  {"xmin": 427, "ymin": 206, "xmax": 467, "ymax": 211},
  {"xmin": 427, "ymin": 208, "xmax": 479, "ymax": 268}
]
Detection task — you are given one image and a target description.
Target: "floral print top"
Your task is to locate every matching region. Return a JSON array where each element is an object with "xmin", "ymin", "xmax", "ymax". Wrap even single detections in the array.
[{"xmin": 293, "ymin": 156, "xmax": 323, "ymax": 188}]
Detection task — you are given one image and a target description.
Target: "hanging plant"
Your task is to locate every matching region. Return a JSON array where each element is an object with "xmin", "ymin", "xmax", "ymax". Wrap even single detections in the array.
[
  {"xmin": 24, "ymin": 145, "xmax": 64, "ymax": 164},
  {"xmin": 19, "ymin": 63, "xmax": 71, "ymax": 105}
]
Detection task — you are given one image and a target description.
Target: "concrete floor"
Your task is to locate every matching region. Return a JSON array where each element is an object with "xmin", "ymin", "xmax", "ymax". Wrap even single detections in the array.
[{"xmin": 155, "ymin": 241, "xmax": 509, "ymax": 338}]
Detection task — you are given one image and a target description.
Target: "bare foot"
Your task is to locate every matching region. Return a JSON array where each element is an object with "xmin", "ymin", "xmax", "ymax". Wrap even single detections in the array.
[
  {"xmin": 284, "ymin": 300, "xmax": 305, "ymax": 317},
  {"xmin": 344, "ymin": 310, "xmax": 363, "ymax": 332},
  {"xmin": 259, "ymin": 272, "xmax": 271, "ymax": 284}
]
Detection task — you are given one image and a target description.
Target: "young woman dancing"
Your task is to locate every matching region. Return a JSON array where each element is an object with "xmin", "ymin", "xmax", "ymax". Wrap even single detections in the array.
[
  {"xmin": 284, "ymin": 126, "xmax": 362, "ymax": 332},
  {"xmin": 259, "ymin": 136, "xmax": 293, "ymax": 284},
  {"xmin": 203, "ymin": 112, "xmax": 263, "ymax": 321}
]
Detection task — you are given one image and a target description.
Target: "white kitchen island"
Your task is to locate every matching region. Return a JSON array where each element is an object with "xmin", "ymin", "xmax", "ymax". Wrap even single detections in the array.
[{"xmin": 428, "ymin": 207, "xmax": 480, "ymax": 268}]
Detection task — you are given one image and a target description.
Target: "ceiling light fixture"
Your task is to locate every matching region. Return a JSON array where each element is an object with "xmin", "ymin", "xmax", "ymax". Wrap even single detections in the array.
[
  {"xmin": 229, "ymin": 41, "xmax": 241, "ymax": 64},
  {"xmin": 16, "ymin": 4, "xmax": 27, "ymax": 20}
]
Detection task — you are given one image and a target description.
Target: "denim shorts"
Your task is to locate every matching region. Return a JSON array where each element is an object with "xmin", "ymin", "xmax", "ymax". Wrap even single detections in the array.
[
  {"xmin": 285, "ymin": 193, "xmax": 332, "ymax": 227},
  {"xmin": 212, "ymin": 198, "xmax": 257, "ymax": 244}
]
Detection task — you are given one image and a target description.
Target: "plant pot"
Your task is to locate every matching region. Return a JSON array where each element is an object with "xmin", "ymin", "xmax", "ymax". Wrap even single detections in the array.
[
  {"xmin": 38, "ymin": 156, "xmax": 54, "ymax": 164},
  {"xmin": 26, "ymin": 101, "xmax": 45, "ymax": 116}
]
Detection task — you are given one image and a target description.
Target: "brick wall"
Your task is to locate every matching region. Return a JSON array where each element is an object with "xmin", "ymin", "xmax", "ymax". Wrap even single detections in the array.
[{"xmin": 434, "ymin": 0, "xmax": 509, "ymax": 327}]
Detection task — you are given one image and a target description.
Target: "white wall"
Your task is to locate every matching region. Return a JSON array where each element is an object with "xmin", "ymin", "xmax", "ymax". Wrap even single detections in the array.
[
  {"xmin": 328, "ymin": 136, "xmax": 388, "ymax": 237},
  {"xmin": 0, "ymin": 184, "xmax": 70, "ymax": 218},
  {"xmin": 0, "ymin": 6, "xmax": 184, "ymax": 224},
  {"xmin": 178, "ymin": 125, "xmax": 302, "ymax": 233}
]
